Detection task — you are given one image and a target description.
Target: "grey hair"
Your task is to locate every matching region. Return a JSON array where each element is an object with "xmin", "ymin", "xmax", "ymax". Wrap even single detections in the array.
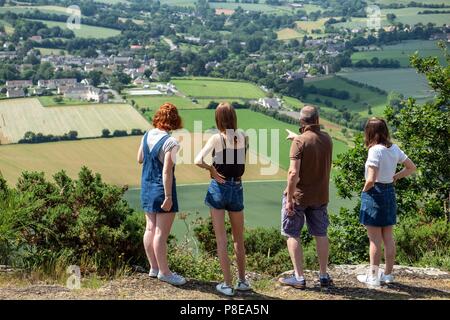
[{"xmin": 299, "ymin": 105, "xmax": 319, "ymax": 124}]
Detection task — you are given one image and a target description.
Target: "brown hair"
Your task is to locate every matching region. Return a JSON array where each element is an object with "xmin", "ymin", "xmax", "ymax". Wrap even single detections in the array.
[
  {"xmin": 152, "ymin": 103, "xmax": 183, "ymax": 131},
  {"xmin": 364, "ymin": 117, "xmax": 392, "ymax": 148},
  {"xmin": 215, "ymin": 102, "xmax": 237, "ymax": 133}
]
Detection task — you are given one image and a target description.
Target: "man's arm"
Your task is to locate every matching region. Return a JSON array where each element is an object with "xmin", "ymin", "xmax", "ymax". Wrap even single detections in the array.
[{"xmin": 285, "ymin": 158, "xmax": 301, "ymax": 215}]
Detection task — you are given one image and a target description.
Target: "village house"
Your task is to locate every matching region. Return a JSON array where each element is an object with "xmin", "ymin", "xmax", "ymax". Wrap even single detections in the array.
[
  {"xmin": 0, "ymin": 51, "xmax": 17, "ymax": 60},
  {"xmin": 6, "ymin": 80, "xmax": 33, "ymax": 89},
  {"xmin": 38, "ymin": 78, "xmax": 78, "ymax": 89},
  {"xmin": 6, "ymin": 88, "xmax": 25, "ymax": 98},
  {"xmin": 258, "ymin": 97, "xmax": 282, "ymax": 110},
  {"xmin": 283, "ymin": 70, "xmax": 308, "ymax": 81},
  {"xmin": 156, "ymin": 83, "xmax": 177, "ymax": 95},
  {"xmin": 113, "ymin": 56, "xmax": 133, "ymax": 67},
  {"xmin": 205, "ymin": 61, "xmax": 220, "ymax": 69},
  {"xmin": 29, "ymin": 35, "xmax": 43, "ymax": 42},
  {"xmin": 63, "ymin": 85, "xmax": 108, "ymax": 103}
]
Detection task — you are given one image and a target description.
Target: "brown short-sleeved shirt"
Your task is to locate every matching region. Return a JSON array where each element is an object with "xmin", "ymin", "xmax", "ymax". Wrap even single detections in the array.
[{"xmin": 289, "ymin": 124, "xmax": 333, "ymax": 207}]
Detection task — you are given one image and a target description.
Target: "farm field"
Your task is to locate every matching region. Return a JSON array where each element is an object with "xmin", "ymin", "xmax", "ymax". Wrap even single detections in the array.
[
  {"xmin": 0, "ymin": 135, "xmax": 286, "ymax": 188},
  {"xmin": 0, "ymin": 5, "xmax": 74, "ymax": 15},
  {"xmin": 338, "ymin": 68, "xmax": 433, "ymax": 103},
  {"xmin": 277, "ymin": 27, "xmax": 303, "ymax": 40},
  {"xmin": 334, "ymin": 8, "xmax": 450, "ymax": 29},
  {"xmin": 282, "ymin": 96, "xmax": 305, "ymax": 109},
  {"xmin": 179, "ymin": 108, "xmax": 349, "ymax": 170},
  {"xmin": 38, "ymin": 96, "xmax": 95, "ymax": 107},
  {"xmin": 127, "ymin": 95, "xmax": 218, "ymax": 110},
  {"xmin": 125, "ymin": 180, "xmax": 355, "ymax": 241},
  {"xmin": 0, "ymin": 98, "xmax": 149, "ymax": 144},
  {"xmin": 36, "ymin": 47, "xmax": 68, "ymax": 55},
  {"xmin": 209, "ymin": 2, "xmax": 322, "ymax": 15},
  {"xmin": 296, "ymin": 18, "xmax": 329, "ymax": 32},
  {"xmin": 27, "ymin": 19, "xmax": 121, "ymax": 38},
  {"xmin": 303, "ymin": 76, "xmax": 388, "ymax": 116},
  {"xmin": 0, "ymin": 19, "xmax": 14, "ymax": 34},
  {"xmin": 172, "ymin": 78, "xmax": 266, "ymax": 99},
  {"xmin": 351, "ymin": 40, "xmax": 448, "ymax": 67}
]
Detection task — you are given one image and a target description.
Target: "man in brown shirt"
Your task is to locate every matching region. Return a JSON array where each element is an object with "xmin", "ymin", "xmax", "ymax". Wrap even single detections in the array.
[{"xmin": 278, "ymin": 105, "xmax": 334, "ymax": 289}]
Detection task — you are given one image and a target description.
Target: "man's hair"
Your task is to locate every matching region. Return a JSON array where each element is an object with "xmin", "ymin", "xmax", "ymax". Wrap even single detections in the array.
[{"xmin": 299, "ymin": 105, "xmax": 319, "ymax": 124}]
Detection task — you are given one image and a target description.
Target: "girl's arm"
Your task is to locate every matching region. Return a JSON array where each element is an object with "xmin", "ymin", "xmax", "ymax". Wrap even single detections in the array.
[
  {"xmin": 363, "ymin": 166, "xmax": 378, "ymax": 192},
  {"xmin": 161, "ymin": 148, "xmax": 176, "ymax": 212},
  {"xmin": 137, "ymin": 143, "xmax": 144, "ymax": 164},
  {"xmin": 394, "ymin": 158, "xmax": 417, "ymax": 183},
  {"xmin": 194, "ymin": 135, "xmax": 226, "ymax": 183}
]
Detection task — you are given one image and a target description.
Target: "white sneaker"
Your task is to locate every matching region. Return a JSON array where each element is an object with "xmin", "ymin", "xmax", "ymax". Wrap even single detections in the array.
[
  {"xmin": 157, "ymin": 272, "xmax": 187, "ymax": 286},
  {"xmin": 380, "ymin": 272, "xmax": 395, "ymax": 284},
  {"xmin": 357, "ymin": 274, "xmax": 381, "ymax": 288},
  {"xmin": 235, "ymin": 279, "xmax": 252, "ymax": 291},
  {"xmin": 216, "ymin": 282, "xmax": 235, "ymax": 296},
  {"xmin": 149, "ymin": 268, "xmax": 159, "ymax": 278}
]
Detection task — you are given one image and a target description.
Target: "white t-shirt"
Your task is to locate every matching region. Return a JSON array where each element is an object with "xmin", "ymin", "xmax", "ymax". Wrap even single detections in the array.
[
  {"xmin": 141, "ymin": 128, "xmax": 179, "ymax": 163},
  {"xmin": 365, "ymin": 144, "xmax": 408, "ymax": 183}
]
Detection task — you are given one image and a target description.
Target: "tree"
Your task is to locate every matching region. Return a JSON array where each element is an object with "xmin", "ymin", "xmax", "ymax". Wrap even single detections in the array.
[{"xmin": 387, "ymin": 91, "xmax": 405, "ymax": 111}]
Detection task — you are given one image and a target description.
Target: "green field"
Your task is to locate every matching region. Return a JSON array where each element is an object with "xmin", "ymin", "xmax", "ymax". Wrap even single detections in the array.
[
  {"xmin": 36, "ymin": 47, "xmax": 68, "ymax": 55},
  {"xmin": 38, "ymin": 96, "xmax": 95, "ymax": 107},
  {"xmin": 172, "ymin": 78, "xmax": 266, "ymax": 100},
  {"xmin": 351, "ymin": 40, "xmax": 448, "ymax": 67},
  {"xmin": 127, "ymin": 95, "xmax": 211, "ymax": 110},
  {"xmin": 338, "ymin": 68, "xmax": 433, "ymax": 103},
  {"xmin": 303, "ymin": 76, "xmax": 388, "ymax": 116},
  {"xmin": 282, "ymin": 96, "xmax": 305, "ymax": 110},
  {"xmin": 179, "ymin": 108, "xmax": 349, "ymax": 170},
  {"xmin": 0, "ymin": 5, "xmax": 75, "ymax": 15},
  {"xmin": 0, "ymin": 19, "xmax": 14, "ymax": 34},
  {"xmin": 124, "ymin": 180, "xmax": 355, "ymax": 241},
  {"xmin": 28, "ymin": 19, "xmax": 121, "ymax": 38}
]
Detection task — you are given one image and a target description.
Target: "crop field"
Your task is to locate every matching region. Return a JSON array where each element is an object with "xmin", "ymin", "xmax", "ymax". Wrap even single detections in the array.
[
  {"xmin": 0, "ymin": 98, "xmax": 149, "ymax": 144},
  {"xmin": 172, "ymin": 78, "xmax": 266, "ymax": 100},
  {"xmin": 0, "ymin": 134, "xmax": 287, "ymax": 186},
  {"xmin": 38, "ymin": 96, "xmax": 95, "ymax": 107},
  {"xmin": 282, "ymin": 96, "xmax": 305, "ymax": 109},
  {"xmin": 338, "ymin": 68, "xmax": 433, "ymax": 103},
  {"xmin": 36, "ymin": 47, "xmax": 68, "ymax": 56},
  {"xmin": 277, "ymin": 28, "xmax": 303, "ymax": 40},
  {"xmin": 0, "ymin": 19, "xmax": 14, "ymax": 34},
  {"xmin": 303, "ymin": 76, "xmax": 388, "ymax": 116},
  {"xmin": 124, "ymin": 180, "xmax": 355, "ymax": 241},
  {"xmin": 179, "ymin": 109, "xmax": 349, "ymax": 170},
  {"xmin": 125, "ymin": 95, "xmax": 241, "ymax": 110},
  {"xmin": 0, "ymin": 5, "xmax": 75, "ymax": 15},
  {"xmin": 27, "ymin": 19, "xmax": 121, "ymax": 38},
  {"xmin": 296, "ymin": 18, "xmax": 328, "ymax": 32},
  {"xmin": 351, "ymin": 40, "xmax": 448, "ymax": 67}
]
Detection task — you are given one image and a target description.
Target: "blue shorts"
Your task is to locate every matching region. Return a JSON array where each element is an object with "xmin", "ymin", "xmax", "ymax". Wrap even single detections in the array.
[
  {"xmin": 205, "ymin": 179, "xmax": 244, "ymax": 212},
  {"xmin": 360, "ymin": 183, "xmax": 396, "ymax": 227}
]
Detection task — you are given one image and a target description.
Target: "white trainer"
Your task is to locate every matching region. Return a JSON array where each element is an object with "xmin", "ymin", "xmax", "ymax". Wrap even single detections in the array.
[
  {"xmin": 235, "ymin": 279, "xmax": 252, "ymax": 291},
  {"xmin": 149, "ymin": 268, "xmax": 159, "ymax": 278},
  {"xmin": 357, "ymin": 274, "xmax": 381, "ymax": 288},
  {"xmin": 216, "ymin": 282, "xmax": 235, "ymax": 296},
  {"xmin": 380, "ymin": 272, "xmax": 395, "ymax": 284},
  {"xmin": 157, "ymin": 272, "xmax": 187, "ymax": 286}
]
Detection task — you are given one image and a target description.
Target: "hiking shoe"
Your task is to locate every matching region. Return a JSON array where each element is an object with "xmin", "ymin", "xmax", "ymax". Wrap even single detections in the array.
[
  {"xmin": 278, "ymin": 274, "xmax": 306, "ymax": 289},
  {"xmin": 319, "ymin": 273, "xmax": 334, "ymax": 288},
  {"xmin": 216, "ymin": 282, "xmax": 235, "ymax": 296},
  {"xmin": 380, "ymin": 272, "xmax": 395, "ymax": 284},
  {"xmin": 149, "ymin": 268, "xmax": 159, "ymax": 278},
  {"xmin": 157, "ymin": 272, "xmax": 186, "ymax": 286},
  {"xmin": 235, "ymin": 279, "xmax": 252, "ymax": 292},
  {"xmin": 357, "ymin": 274, "xmax": 380, "ymax": 288}
]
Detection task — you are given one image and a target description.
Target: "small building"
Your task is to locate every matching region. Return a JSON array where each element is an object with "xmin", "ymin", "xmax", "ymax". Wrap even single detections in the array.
[
  {"xmin": 29, "ymin": 35, "xmax": 43, "ymax": 42},
  {"xmin": 64, "ymin": 85, "xmax": 107, "ymax": 103},
  {"xmin": 0, "ymin": 51, "xmax": 17, "ymax": 60},
  {"xmin": 38, "ymin": 78, "xmax": 78, "ymax": 89},
  {"xmin": 258, "ymin": 97, "xmax": 282, "ymax": 110},
  {"xmin": 6, "ymin": 88, "xmax": 25, "ymax": 98},
  {"xmin": 5, "ymin": 80, "xmax": 33, "ymax": 89},
  {"xmin": 205, "ymin": 61, "xmax": 220, "ymax": 69}
]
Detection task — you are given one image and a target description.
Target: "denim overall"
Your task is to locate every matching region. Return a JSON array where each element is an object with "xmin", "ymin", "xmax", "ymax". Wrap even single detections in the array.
[{"xmin": 141, "ymin": 132, "xmax": 178, "ymax": 213}]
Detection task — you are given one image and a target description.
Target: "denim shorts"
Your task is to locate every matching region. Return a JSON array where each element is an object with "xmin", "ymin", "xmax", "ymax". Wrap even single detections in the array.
[
  {"xmin": 280, "ymin": 194, "xmax": 329, "ymax": 238},
  {"xmin": 360, "ymin": 183, "xmax": 397, "ymax": 227},
  {"xmin": 205, "ymin": 179, "xmax": 244, "ymax": 212}
]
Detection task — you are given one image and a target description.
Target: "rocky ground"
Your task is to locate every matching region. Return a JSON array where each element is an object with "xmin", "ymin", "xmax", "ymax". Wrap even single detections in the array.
[{"xmin": 0, "ymin": 264, "xmax": 449, "ymax": 300}]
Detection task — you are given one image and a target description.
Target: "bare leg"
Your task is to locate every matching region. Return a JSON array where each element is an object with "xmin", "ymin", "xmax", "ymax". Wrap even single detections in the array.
[
  {"xmin": 153, "ymin": 212, "xmax": 176, "ymax": 276},
  {"xmin": 210, "ymin": 209, "xmax": 232, "ymax": 286},
  {"xmin": 366, "ymin": 226, "xmax": 383, "ymax": 277},
  {"xmin": 382, "ymin": 226, "xmax": 396, "ymax": 275},
  {"xmin": 143, "ymin": 213, "xmax": 158, "ymax": 270},
  {"xmin": 287, "ymin": 237, "xmax": 304, "ymax": 278},
  {"xmin": 229, "ymin": 211, "xmax": 246, "ymax": 281},
  {"xmin": 315, "ymin": 236, "xmax": 329, "ymax": 275}
]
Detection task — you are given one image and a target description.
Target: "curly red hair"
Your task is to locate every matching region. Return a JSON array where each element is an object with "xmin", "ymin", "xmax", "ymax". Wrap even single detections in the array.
[{"xmin": 152, "ymin": 103, "xmax": 183, "ymax": 131}]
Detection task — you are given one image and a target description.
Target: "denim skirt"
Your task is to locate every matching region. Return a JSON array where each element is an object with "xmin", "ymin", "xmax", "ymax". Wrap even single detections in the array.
[{"xmin": 360, "ymin": 183, "xmax": 397, "ymax": 227}]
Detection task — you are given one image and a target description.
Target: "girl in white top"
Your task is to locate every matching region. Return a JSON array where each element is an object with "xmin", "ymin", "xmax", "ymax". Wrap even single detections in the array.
[{"xmin": 358, "ymin": 118, "xmax": 416, "ymax": 288}]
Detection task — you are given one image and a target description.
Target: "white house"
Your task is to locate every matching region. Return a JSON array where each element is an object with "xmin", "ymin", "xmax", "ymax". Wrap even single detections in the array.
[{"xmin": 258, "ymin": 97, "xmax": 282, "ymax": 110}]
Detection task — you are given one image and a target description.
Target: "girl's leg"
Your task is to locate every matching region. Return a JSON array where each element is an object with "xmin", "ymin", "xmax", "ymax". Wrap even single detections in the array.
[
  {"xmin": 366, "ymin": 226, "xmax": 383, "ymax": 277},
  {"xmin": 153, "ymin": 212, "xmax": 176, "ymax": 276},
  {"xmin": 210, "ymin": 209, "xmax": 232, "ymax": 286},
  {"xmin": 143, "ymin": 213, "xmax": 158, "ymax": 270},
  {"xmin": 229, "ymin": 211, "xmax": 246, "ymax": 281},
  {"xmin": 382, "ymin": 226, "xmax": 396, "ymax": 275}
]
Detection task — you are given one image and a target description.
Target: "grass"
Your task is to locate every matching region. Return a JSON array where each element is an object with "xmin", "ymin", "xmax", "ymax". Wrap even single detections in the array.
[
  {"xmin": 35, "ymin": 47, "xmax": 68, "ymax": 56},
  {"xmin": 296, "ymin": 18, "xmax": 329, "ymax": 32},
  {"xmin": 127, "ymin": 95, "xmax": 209, "ymax": 110},
  {"xmin": 27, "ymin": 19, "xmax": 121, "ymax": 39},
  {"xmin": 0, "ymin": 98, "xmax": 149, "ymax": 144},
  {"xmin": 277, "ymin": 28, "xmax": 303, "ymax": 40},
  {"xmin": 124, "ymin": 180, "xmax": 355, "ymax": 241},
  {"xmin": 0, "ymin": 5, "xmax": 75, "ymax": 15},
  {"xmin": 338, "ymin": 68, "xmax": 433, "ymax": 103},
  {"xmin": 303, "ymin": 76, "xmax": 388, "ymax": 116},
  {"xmin": 351, "ymin": 40, "xmax": 449, "ymax": 67},
  {"xmin": 0, "ymin": 19, "xmax": 14, "ymax": 34},
  {"xmin": 282, "ymin": 96, "xmax": 305, "ymax": 109},
  {"xmin": 38, "ymin": 96, "xmax": 94, "ymax": 107},
  {"xmin": 178, "ymin": 108, "xmax": 349, "ymax": 170},
  {"xmin": 172, "ymin": 78, "xmax": 266, "ymax": 100}
]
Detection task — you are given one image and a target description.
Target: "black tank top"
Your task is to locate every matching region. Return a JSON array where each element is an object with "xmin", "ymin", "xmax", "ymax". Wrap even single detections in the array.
[{"xmin": 212, "ymin": 135, "xmax": 246, "ymax": 179}]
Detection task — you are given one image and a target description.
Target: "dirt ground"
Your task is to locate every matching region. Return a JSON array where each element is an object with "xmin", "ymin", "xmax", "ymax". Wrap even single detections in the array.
[{"xmin": 1, "ymin": 265, "xmax": 449, "ymax": 300}]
